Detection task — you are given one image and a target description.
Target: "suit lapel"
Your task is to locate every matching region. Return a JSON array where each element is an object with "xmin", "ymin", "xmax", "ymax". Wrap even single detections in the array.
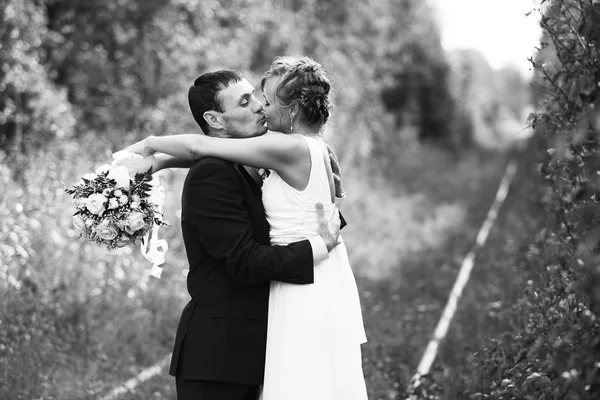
[{"xmin": 235, "ymin": 164, "xmax": 262, "ymax": 192}]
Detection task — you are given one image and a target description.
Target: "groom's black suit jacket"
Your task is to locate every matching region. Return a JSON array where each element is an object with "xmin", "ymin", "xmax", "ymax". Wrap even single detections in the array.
[{"xmin": 169, "ymin": 157, "xmax": 316, "ymax": 385}]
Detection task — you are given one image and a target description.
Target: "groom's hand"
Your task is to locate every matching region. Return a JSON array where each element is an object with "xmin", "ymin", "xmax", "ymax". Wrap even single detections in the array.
[{"xmin": 316, "ymin": 202, "xmax": 341, "ymax": 252}]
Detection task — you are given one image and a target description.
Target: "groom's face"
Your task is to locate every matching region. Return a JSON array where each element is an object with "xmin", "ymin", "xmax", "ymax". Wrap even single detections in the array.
[{"xmin": 217, "ymin": 79, "xmax": 268, "ymax": 138}]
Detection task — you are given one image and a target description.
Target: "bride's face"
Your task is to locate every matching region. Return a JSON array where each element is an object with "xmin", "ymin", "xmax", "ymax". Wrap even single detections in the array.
[{"xmin": 262, "ymin": 77, "xmax": 291, "ymax": 133}]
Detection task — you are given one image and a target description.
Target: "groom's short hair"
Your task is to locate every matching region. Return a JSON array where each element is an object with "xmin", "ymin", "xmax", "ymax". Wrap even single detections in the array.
[{"xmin": 189, "ymin": 70, "xmax": 244, "ymax": 134}]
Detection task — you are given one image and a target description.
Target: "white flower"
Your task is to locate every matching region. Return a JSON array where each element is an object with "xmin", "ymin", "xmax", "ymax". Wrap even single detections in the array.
[
  {"xmin": 85, "ymin": 219, "xmax": 94, "ymax": 228},
  {"xmin": 130, "ymin": 201, "xmax": 140, "ymax": 209},
  {"xmin": 95, "ymin": 164, "xmax": 112, "ymax": 175},
  {"xmin": 107, "ymin": 165, "xmax": 131, "ymax": 190},
  {"xmin": 102, "ymin": 188, "xmax": 111, "ymax": 197},
  {"xmin": 95, "ymin": 219, "xmax": 118, "ymax": 241},
  {"xmin": 73, "ymin": 215, "xmax": 86, "ymax": 231},
  {"xmin": 124, "ymin": 212, "xmax": 146, "ymax": 235},
  {"xmin": 108, "ymin": 198, "xmax": 119, "ymax": 210},
  {"xmin": 86, "ymin": 193, "xmax": 108, "ymax": 216},
  {"xmin": 114, "ymin": 189, "xmax": 123, "ymax": 197},
  {"xmin": 131, "ymin": 195, "xmax": 140, "ymax": 203},
  {"xmin": 82, "ymin": 172, "xmax": 97, "ymax": 181},
  {"xmin": 73, "ymin": 198, "xmax": 86, "ymax": 209},
  {"xmin": 119, "ymin": 195, "xmax": 128, "ymax": 205}
]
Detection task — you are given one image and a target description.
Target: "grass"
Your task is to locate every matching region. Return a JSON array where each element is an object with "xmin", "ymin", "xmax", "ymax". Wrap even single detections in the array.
[
  {"xmin": 1, "ymin": 139, "xmax": 543, "ymax": 400},
  {"xmin": 0, "ymin": 143, "xmax": 189, "ymax": 399},
  {"xmin": 434, "ymin": 145, "xmax": 552, "ymax": 399},
  {"xmin": 347, "ymin": 147, "xmax": 515, "ymax": 400}
]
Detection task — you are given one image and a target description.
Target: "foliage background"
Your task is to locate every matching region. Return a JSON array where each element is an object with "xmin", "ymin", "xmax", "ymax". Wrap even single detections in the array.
[{"xmin": 4, "ymin": 0, "xmax": 596, "ymax": 400}]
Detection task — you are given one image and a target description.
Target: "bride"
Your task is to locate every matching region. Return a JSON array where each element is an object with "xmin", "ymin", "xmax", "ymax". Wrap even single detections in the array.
[{"xmin": 124, "ymin": 56, "xmax": 367, "ymax": 400}]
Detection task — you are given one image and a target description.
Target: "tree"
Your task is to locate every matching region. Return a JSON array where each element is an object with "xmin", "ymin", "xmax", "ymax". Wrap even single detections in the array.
[
  {"xmin": 379, "ymin": 1, "xmax": 456, "ymax": 147},
  {"xmin": 0, "ymin": 0, "xmax": 74, "ymax": 154}
]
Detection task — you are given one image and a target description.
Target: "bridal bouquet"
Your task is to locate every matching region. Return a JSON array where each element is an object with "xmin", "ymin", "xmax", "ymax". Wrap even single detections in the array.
[
  {"xmin": 65, "ymin": 151, "xmax": 169, "ymax": 277},
  {"xmin": 65, "ymin": 162, "xmax": 165, "ymax": 252}
]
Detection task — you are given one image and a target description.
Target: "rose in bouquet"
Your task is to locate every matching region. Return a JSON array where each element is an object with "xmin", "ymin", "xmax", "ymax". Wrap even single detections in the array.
[{"xmin": 65, "ymin": 163, "xmax": 166, "ymax": 251}]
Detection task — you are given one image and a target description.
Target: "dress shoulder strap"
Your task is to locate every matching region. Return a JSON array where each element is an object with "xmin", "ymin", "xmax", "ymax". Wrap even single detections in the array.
[{"xmin": 300, "ymin": 135, "xmax": 335, "ymax": 203}]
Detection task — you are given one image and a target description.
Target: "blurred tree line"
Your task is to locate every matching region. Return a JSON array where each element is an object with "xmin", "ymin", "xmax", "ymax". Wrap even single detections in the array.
[{"xmin": 1, "ymin": 0, "xmax": 532, "ymax": 171}]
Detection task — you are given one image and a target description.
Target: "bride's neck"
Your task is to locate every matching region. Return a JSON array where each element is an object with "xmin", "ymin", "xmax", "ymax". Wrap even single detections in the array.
[{"xmin": 292, "ymin": 121, "xmax": 321, "ymax": 137}]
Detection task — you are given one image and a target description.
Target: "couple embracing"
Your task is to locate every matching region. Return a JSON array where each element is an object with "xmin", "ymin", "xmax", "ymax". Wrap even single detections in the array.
[{"xmin": 120, "ymin": 56, "xmax": 367, "ymax": 400}]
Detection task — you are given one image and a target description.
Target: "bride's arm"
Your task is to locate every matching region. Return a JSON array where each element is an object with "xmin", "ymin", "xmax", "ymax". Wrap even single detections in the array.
[
  {"xmin": 154, "ymin": 153, "xmax": 195, "ymax": 170},
  {"xmin": 129, "ymin": 132, "xmax": 305, "ymax": 172},
  {"xmin": 115, "ymin": 153, "xmax": 194, "ymax": 176}
]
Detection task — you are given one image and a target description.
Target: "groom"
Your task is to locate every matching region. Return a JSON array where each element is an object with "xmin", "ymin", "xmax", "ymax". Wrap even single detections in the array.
[{"xmin": 152, "ymin": 70, "xmax": 343, "ymax": 400}]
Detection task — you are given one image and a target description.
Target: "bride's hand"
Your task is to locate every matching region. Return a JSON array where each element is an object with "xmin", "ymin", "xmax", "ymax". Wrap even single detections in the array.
[
  {"xmin": 326, "ymin": 143, "xmax": 344, "ymax": 199},
  {"xmin": 124, "ymin": 137, "xmax": 156, "ymax": 157},
  {"xmin": 116, "ymin": 155, "xmax": 158, "ymax": 177}
]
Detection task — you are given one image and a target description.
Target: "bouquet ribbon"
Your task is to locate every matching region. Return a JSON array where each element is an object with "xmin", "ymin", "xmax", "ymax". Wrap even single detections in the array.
[
  {"xmin": 112, "ymin": 150, "xmax": 168, "ymax": 278},
  {"xmin": 142, "ymin": 225, "xmax": 168, "ymax": 278}
]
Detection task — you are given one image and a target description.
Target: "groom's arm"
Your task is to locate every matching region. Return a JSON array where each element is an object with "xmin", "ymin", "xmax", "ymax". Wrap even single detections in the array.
[{"xmin": 184, "ymin": 158, "xmax": 328, "ymax": 286}]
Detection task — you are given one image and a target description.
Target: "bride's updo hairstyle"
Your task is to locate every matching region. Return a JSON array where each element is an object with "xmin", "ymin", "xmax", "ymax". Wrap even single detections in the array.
[{"xmin": 261, "ymin": 56, "xmax": 333, "ymax": 129}]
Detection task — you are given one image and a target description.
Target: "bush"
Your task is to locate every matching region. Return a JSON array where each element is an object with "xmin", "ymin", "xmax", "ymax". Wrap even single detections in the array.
[{"xmin": 439, "ymin": 1, "xmax": 600, "ymax": 399}]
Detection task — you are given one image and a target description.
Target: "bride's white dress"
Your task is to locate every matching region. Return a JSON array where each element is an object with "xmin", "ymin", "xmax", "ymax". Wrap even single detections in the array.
[{"xmin": 259, "ymin": 135, "xmax": 368, "ymax": 400}]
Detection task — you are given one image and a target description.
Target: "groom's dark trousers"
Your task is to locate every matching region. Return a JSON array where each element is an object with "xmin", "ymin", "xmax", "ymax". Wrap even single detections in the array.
[
  {"xmin": 175, "ymin": 379, "xmax": 259, "ymax": 400},
  {"xmin": 170, "ymin": 158, "xmax": 318, "ymax": 400}
]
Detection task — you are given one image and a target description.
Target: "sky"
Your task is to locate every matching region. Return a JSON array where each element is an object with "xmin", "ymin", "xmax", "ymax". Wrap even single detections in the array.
[{"xmin": 432, "ymin": 0, "xmax": 542, "ymax": 77}]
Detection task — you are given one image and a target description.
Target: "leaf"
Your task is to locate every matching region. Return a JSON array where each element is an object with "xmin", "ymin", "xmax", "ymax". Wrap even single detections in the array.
[
  {"xmin": 134, "ymin": 167, "xmax": 153, "ymax": 184},
  {"xmin": 134, "ymin": 172, "xmax": 145, "ymax": 182}
]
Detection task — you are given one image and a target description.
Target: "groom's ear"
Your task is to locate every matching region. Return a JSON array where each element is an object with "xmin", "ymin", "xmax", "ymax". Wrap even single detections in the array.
[{"xmin": 203, "ymin": 110, "xmax": 224, "ymax": 130}]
